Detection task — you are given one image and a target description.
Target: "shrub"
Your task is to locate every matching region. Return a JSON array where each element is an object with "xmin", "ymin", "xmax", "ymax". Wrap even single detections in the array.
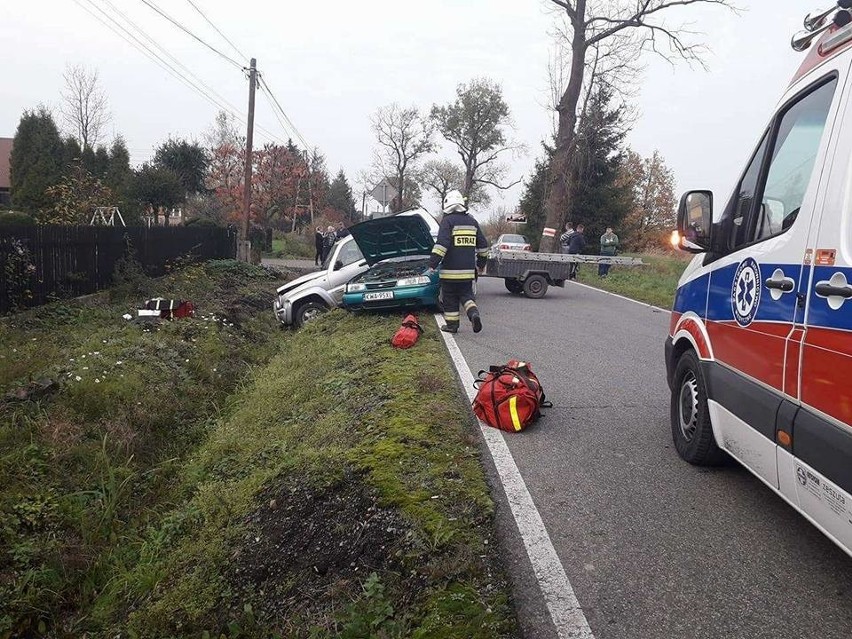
[
  {"xmin": 0, "ymin": 211, "xmax": 35, "ymax": 227},
  {"xmin": 184, "ymin": 217, "xmax": 220, "ymax": 228}
]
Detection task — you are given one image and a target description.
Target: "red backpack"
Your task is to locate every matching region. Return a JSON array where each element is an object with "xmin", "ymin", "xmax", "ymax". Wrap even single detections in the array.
[
  {"xmin": 473, "ymin": 360, "xmax": 551, "ymax": 432},
  {"xmin": 391, "ymin": 314, "xmax": 423, "ymax": 349}
]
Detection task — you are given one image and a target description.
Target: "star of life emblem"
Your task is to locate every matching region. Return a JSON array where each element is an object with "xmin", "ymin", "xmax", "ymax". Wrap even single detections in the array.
[{"xmin": 732, "ymin": 258, "xmax": 761, "ymax": 327}]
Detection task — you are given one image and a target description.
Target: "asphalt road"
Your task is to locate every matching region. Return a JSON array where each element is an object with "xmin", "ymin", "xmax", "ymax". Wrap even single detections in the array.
[{"xmin": 449, "ymin": 276, "xmax": 852, "ymax": 639}]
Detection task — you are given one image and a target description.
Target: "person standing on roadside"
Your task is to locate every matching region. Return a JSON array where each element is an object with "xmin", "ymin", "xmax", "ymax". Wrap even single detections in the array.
[
  {"xmin": 565, "ymin": 223, "xmax": 586, "ymax": 280},
  {"xmin": 314, "ymin": 226, "xmax": 324, "ymax": 266},
  {"xmin": 321, "ymin": 225, "xmax": 337, "ymax": 264},
  {"xmin": 599, "ymin": 226, "xmax": 619, "ymax": 278},
  {"xmin": 336, "ymin": 222, "xmax": 350, "ymax": 239},
  {"xmin": 559, "ymin": 222, "xmax": 574, "ymax": 255},
  {"xmin": 427, "ymin": 189, "xmax": 489, "ymax": 334}
]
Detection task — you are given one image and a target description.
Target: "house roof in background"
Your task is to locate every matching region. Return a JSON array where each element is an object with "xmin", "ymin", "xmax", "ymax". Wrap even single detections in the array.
[{"xmin": 0, "ymin": 138, "xmax": 12, "ymax": 190}]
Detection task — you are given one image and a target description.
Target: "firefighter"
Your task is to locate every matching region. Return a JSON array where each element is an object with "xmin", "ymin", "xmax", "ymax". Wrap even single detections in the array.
[{"xmin": 427, "ymin": 189, "xmax": 489, "ymax": 334}]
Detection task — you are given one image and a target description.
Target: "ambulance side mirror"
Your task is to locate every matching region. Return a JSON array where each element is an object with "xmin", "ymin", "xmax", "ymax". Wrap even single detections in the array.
[{"xmin": 676, "ymin": 190, "xmax": 713, "ymax": 253}]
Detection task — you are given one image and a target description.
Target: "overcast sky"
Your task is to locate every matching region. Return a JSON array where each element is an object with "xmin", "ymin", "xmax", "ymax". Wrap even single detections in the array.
[{"xmin": 1, "ymin": 1, "xmax": 813, "ymax": 218}]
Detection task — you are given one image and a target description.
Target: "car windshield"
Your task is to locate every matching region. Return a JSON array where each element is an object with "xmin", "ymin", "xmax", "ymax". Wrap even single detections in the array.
[{"xmin": 502, "ymin": 235, "xmax": 526, "ymax": 243}]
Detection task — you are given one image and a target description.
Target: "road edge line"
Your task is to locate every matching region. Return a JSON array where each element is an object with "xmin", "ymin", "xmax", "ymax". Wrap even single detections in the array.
[
  {"xmin": 569, "ymin": 280, "xmax": 672, "ymax": 314},
  {"xmin": 434, "ymin": 314, "xmax": 595, "ymax": 639}
]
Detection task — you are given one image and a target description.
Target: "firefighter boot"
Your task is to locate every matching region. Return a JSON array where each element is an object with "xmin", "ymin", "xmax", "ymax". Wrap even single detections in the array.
[
  {"xmin": 463, "ymin": 299, "xmax": 483, "ymax": 333},
  {"xmin": 441, "ymin": 322, "xmax": 459, "ymax": 334}
]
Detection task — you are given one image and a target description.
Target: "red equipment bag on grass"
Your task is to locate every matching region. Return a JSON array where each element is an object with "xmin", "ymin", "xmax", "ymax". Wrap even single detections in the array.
[
  {"xmin": 472, "ymin": 360, "xmax": 552, "ymax": 432},
  {"xmin": 391, "ymin": 314, "xmax": 423, "ymax": 349},
  {"xmin": 144, "ymin": 298, "xmax": 195, "ymax": 319}
]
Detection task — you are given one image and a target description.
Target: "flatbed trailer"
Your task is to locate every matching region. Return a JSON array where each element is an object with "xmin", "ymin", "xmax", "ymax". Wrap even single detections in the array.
[{"xmin": 480, "ymin": 250, "xmax": 644, "ymax": 298}]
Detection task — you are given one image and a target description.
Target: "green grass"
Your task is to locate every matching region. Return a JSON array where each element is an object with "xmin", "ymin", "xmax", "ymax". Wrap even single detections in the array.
[
  {"xmin": 0, "ymin": 260, "xmax": 286, "ymax": 638},
  {"xmin": 1, "ymin": 272, "xmax": 516, "ymax": 637},
  {"xmin": 121, "ymin": 311, "xmax": 515, "ymax": 638},
  {"xmin": 575, "ymin": 251, "xmax": 691, "ymax": 308},
  {"xmin": 265, "ymin": 233, "xmax": 315, "ymax": 259}
]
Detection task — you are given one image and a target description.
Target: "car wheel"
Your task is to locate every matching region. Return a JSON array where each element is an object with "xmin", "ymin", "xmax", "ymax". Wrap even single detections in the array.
[
  {"xmin": 505, "ymin": 279, "xmax": 523, "ymax": 294},
  {"xmin": 295, "ymin": 300, "xmax": 329, "ymax": 327},
  {"xmin": 670, "ymin": 350, "xmax": 726, "ymax": 466},
  {"xmin": 523, "ymin": 274, "xmax": 548, "ymax": 299}
]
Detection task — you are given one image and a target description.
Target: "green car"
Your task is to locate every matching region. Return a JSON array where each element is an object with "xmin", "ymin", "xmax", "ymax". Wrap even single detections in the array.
[{"xmin": 342, "ymin": 212, "xmax": 441, "ymax": 312}]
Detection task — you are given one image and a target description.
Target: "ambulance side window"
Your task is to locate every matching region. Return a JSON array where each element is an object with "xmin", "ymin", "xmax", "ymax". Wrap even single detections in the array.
[
  {"xmin": 752, "ymin": 77, "xmax": 837, "ymax": 242},
  {"xmin": 718, "ymin": 133, "xmax": 769, "ymax": 253}
]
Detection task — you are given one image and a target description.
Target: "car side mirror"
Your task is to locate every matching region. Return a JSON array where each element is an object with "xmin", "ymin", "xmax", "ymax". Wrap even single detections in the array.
[
  {"xmin": 676, "ymin": 190, "xmax": 713, "ymax": 253},
  {"xmin": 334, "ymin": 260, "xmax": 344, "ymax": 271}
]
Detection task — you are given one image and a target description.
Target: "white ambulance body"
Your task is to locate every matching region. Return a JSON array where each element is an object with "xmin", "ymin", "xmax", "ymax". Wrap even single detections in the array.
[{"xmin": 667, "ymin": 4, "xmax": 852, "ymax": 557}]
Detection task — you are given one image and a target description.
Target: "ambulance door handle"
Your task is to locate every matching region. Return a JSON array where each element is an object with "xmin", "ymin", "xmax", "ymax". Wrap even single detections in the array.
[
  {"xmin": 765, "ymin": 278, "xmax": 795, "ymax": 292},
  {"xmin": 765, "ymin": 269, "xmax": 795, "ymax": 300},
  {"xmin": 815, "ymin": 283, "xmax": 852, "ymax": 298},
  {"xmin": 815, "ymin": 273, "xmax": 852, "ymax": 311}
]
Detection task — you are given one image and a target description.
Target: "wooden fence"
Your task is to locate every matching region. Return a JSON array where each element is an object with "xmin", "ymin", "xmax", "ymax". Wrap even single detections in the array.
[{"xmin": 0, "ymin": 225, "xmax": 237, "ymax": 313}]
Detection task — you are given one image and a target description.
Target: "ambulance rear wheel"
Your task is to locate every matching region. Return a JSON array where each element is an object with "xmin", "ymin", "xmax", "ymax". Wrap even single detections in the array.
[
  {"xmin": 523, "ymin": 275, "xmax": 548, "ymax": 299},
  {"xmin": 671, "ymin": 350, "xmax": 726, "ymax": 466},
  {"xmin": 505, "ymin": 279, "xmax": 523, "ymax": 294}
]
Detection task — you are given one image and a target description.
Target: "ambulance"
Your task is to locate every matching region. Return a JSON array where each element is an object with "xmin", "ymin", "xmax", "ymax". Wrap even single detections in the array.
[{"xmin": 667, "ymin": 2, "xmax": 852, "ymax": 557}]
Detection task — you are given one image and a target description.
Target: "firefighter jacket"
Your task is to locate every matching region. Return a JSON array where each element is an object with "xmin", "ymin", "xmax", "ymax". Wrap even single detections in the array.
[{"xmin": 428, "ymin": 211, "xmax": 489, "ymax": 280}]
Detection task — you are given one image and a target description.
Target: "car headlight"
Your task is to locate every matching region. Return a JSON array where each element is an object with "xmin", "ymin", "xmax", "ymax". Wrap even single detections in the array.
[
  {"xmin": 396, "ymin": 276, "xmax": 431, "ymax": 287},
  {"xmin": 346, "ymin": 282, "xmax": 367, "ymax": 293}
]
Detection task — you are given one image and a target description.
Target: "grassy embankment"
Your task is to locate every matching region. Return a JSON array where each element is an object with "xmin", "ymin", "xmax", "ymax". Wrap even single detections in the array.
[
  {"xmin": 1, "ymin": 261, "xmax": 515, "ymax": 638},
  {"xmin": 265, "ymin": 233, "xmax": 315, "ymax": 260},
  {"xmin": 575, "ymin": 251, "xmax": 691, "ymax": 309}
]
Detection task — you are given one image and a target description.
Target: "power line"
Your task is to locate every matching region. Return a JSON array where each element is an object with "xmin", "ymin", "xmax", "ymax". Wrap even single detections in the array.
[
  {"xmin": 184, "ymin": 0, "xmax": 248, "ymax": 63},
  {"xmin": 256, "ymin": 73, "xmax": 310, "ymax": 151},
  {"xmin": 72, "ymin": 0, "xmax": 285, "ymax": 146},
  {"xmin": 97, "ymin": 0, "xmax": 283, "ymax": 144},
  {"xmin": 137, "ymin": 0, "xmax": 244, "ymax": 70}
]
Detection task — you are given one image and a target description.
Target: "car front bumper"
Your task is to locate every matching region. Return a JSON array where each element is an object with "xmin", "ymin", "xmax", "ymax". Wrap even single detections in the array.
[
  {"xmin": 273, "ymin": 295, "xmax": 293, "ymax": 325},
  {"xmin": 342, "ymin": 283, "xmax": 439, "ymax": 311}
]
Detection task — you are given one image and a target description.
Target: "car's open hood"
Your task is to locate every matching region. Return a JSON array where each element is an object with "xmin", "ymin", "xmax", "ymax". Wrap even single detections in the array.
[{"xmin": 348, "ymin": 213, "xmax": 435, "ymax": 266}]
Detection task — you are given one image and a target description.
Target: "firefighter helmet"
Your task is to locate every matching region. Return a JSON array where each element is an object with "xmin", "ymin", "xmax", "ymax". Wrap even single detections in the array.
[{"xmin": 443, "ymin": 189, "xmax": 467, "ymax": 214}]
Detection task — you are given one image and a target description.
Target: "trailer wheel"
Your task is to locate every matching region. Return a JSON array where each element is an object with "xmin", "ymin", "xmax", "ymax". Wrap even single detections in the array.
[
  {"xmin": 670, "ymin": 350, "xmax": 726, "ymax": 466},
  {"xmin": 505, "ymin": 279, "xmax": 523, "ymax": 294},
  {"xmin": 523, "ymin": 274, "xmax": 548, "ymax": 299}
]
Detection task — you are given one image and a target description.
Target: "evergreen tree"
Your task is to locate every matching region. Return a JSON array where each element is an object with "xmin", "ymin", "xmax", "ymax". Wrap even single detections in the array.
[
  {"xmin": 153, "ymin": 138, "xmax": 209, "ymax": 195},
  {"xmin": 328, "ymin": 169, "xmax": 357, "ymax": 223},
  {"xmin": 129, "ymin": 164, "xmax": 185, "ymax": 225},
  {"xmin": 564, "ymin": 85, "xmax": 632, "ymax": 251},
  {"xmin": 10, "ymin": 107, "xmax": 66, "ymax": 213},
  {"xmin": 519, "ymin": 142, "xmax": 554, "ymax": 251},
  {"xmin": 105, "ymin": 137, "xmax": 132, "ymax": 194},
  {"xmin": 63, "ymin": 136, "xmax": 83, "ymax": 168},
  {"xmin": 521, "ymin": 87, "xmax": 631, "ymax": 252},
  {"xmin": 92, "ymin": 145, "xmax": 110, "ymax": 177}
]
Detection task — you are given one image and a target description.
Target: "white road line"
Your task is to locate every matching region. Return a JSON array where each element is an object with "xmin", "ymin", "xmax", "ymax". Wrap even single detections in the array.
[
  {"xmin": 435, "ymin": 315, "xmax": 595, "ymax": 639},
  {"xmin": 569, "ymin": 280, "xmax": 672, "ymax": 314}
]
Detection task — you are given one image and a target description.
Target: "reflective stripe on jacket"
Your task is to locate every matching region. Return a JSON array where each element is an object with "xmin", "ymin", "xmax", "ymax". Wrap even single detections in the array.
[{"xmin": 429, "ymin": 211, "xmax": 489, "ymax": 280}]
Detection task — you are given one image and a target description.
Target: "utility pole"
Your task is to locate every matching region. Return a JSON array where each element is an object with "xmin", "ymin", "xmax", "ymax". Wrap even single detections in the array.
[{"xmin": 240, "ymin": 57, "xmax": 257, "ymax": 262}]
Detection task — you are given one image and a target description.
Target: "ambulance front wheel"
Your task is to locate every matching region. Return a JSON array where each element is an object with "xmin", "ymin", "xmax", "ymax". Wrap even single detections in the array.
[{"xmin": 670, "ymin": 349, "xmax": 726, "ymax": 466}]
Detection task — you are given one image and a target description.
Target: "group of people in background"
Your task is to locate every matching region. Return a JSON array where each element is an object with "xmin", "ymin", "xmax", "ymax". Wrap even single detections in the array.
[
  {"xmin": 559, "ymin": 223, "xmax": 619, "ymax": 279},
  {"xmin": 314, "ymin": 223, "xmax": 351, "ymax": 265}
]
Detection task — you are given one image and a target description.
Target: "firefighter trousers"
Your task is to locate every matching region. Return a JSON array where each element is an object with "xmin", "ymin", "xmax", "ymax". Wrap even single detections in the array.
[{"xmin": 441, "ymin": 279, "xmax": 479, "ymax": 327}]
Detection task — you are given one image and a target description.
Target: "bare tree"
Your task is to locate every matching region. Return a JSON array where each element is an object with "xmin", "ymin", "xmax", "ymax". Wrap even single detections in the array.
[
  {"xmin": 422, "ymin": 158, "xmax": 490, "ymax": 209},
  {"xmin": 371, "ymin": 104, "xmax": 434, "ymax": 212},
  {"xmin": 538, "ymin": 0, "xmax": 737, "ymax": 252},
  {"xmin": 60, "ymin": 64, "xmax": 110, "ymax": 149},
  {"xmin": 431, "ymin": 78, "xmax": 523, "ymax": 203}
]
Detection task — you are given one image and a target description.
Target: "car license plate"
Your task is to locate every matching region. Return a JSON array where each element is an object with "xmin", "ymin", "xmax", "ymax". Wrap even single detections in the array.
[{"xmin": 364, "ymin": 291, "xmax": 394, "ymax": 301}]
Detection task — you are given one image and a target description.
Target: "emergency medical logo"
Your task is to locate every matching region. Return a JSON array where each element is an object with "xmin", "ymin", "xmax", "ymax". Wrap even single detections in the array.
[{"xmin": 732, "ymin": 257, "xmax": 761, "ymax": 327}]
